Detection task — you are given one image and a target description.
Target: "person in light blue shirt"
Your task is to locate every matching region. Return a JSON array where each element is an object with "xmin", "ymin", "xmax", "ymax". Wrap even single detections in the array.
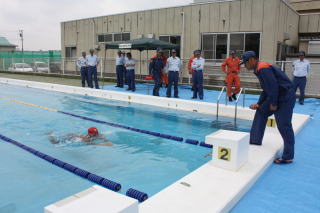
[
  {"xmin": 191, "ymin": 50, "xmax": 205, "ymax": 100},
  {"xmin": 124, "ymin": 52, "xmax": 136, "ymax": 91},
  {"xmin": 76, "ymin": 52, "xmax": 88, "ymax": 87},
  {"xmin": 86, "ymin": 49, "xmax": 100, "ymax": 89},
  {"xmin": 165, "ymin": 49, "xmax": 181, "ymax": 98},
  {"xmin": 292, "ymin": 51, "xmax": 310, "ymax": 105},
  {"xmin": 115, "ymin": 51, "xmax": 125, "ymax": 88}
]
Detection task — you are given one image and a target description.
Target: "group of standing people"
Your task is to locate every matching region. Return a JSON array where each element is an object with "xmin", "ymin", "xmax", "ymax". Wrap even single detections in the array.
[
  {"xmin": 77, "ymin": 48, "xmax": 310, "ymax": 108},
  {"xmin": 148, "ymin": 48, "xmax": 206, "ymax": 99},
  {"xmin": 115, "ymin": 51, "xmax": 136, "ymax": 91},
  {"xmin": 76, "ymin": 49, "xmax": 100, "ymax": 89}
]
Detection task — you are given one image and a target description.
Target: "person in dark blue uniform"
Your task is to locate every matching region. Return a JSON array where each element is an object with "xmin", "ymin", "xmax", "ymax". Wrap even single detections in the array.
[
  {"xmin": 149, "ymin": 48, "xmax": 165, "ymax": 96},
  {"xmin": 241, "ymin": 51, "xmax": 296, "ymax": 164}
]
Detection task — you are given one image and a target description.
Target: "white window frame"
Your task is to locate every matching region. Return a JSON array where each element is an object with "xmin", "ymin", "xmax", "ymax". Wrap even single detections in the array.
[
  {"xmin": 65, "ymin": 46, "xmax": 76, "ymax": 59},
  {"xmin": 97, "ymin": 32, "xmax": 131, "ymax": 43},
  {"xmin": 201, "ymin": 32, "xmax": 262, "ymax": 59},
  {"xmin": 159, "ymin": 34, "xmax": 181, "ymax": 57}
]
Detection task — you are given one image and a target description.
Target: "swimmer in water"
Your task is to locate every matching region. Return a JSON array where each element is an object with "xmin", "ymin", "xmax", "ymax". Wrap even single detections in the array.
[{"xmin": 47, "ymin": 127, "xmax": 113, "ymax": 146}]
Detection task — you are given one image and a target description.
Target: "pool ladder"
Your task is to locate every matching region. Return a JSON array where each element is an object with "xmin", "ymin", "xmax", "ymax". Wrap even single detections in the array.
[{"xmin": 216, "ymin": 87, "xmax": 246, "ymax": 124}]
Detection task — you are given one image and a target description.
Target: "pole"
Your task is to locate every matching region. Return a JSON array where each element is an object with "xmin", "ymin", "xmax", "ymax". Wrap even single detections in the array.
[
  {"xmin": 102, "ymin": 46, "xmax": 107, "ymax": 89},
  {"xmin": 19, "ymin": 29, "xmax": 24, "ymax": 63},
  {"xmin": 140, "ymin": 51, "xmax": 142, "ymax": 78}
]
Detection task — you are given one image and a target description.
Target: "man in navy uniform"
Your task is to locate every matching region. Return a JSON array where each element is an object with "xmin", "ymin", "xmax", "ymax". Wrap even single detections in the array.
[
  {"xmin": 241, "ymin": 51, "xmax": 296, "ymax": 164},
  {"xmin": 149, "ymin": 48, "xmax": 165, "ymax": 96}
]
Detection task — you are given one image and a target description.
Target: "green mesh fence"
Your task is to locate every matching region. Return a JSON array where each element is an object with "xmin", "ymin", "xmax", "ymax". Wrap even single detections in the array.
[{"xmin": 0, "ymin": 50, "xmax": 61, "ymax": 70}]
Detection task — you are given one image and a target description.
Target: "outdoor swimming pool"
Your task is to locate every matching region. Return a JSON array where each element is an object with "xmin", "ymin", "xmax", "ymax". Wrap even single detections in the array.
[{"xmin": 0, "ymin": 84, "xmax": 252, "ymax": 212}]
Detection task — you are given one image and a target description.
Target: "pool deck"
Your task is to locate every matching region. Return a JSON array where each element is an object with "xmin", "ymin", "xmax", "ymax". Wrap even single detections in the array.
[{"xmin": 1, "ymin": 77, "xmax": 319, "ymax": 212}]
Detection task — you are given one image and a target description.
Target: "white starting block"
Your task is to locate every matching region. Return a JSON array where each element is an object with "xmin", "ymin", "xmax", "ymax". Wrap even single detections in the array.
[
  {"xmin": 205, "ymin": 130, "xmax": 250, "ymax": 171},
  {"xmin": 44, "ymin": 185, "xmax": 138, "ymax": 213}
]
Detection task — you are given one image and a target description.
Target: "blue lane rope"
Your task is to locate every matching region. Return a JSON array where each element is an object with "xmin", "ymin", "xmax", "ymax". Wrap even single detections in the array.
[
  {"xmin": 0, "ymin": 134, "xmax": 122, "ymax": 192},
  {"xmin": 126, "ymin": 188, "xmax": 148, "ymax": 202}
]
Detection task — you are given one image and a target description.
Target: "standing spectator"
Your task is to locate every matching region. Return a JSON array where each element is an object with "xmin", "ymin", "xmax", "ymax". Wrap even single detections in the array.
[
  {"xmin": 292, "ymin": 51, "xmax": 310, "ymax": 105},
  {"xmin": 151, "ymin": 49, "xmax": 167, "ymax": 88},
  {"xmin": 188, "ymin": 50, "xmax": 196, "ymax": 91},
  {"xmin": 115, "ymin": 51, "xmax": 125, "ymax": 88},
  {"xmin": 124, "ymin": 52, "xmax": 136, "ymax": 92},
  {"xmin": 149, "ymin": 48, "xmax": 165, "ymax": 96},
  {"xmin": 76, "ymin": 51, "xmax": 88, "ymax": 87},
  {"xmin": 166, "ymin": 49, "xmax": 181, "ymax": 98},
  {"xmin": 86, "ymin": 49, "xmax": 100, "ymax": 89},
  {"xmin": 122, "ymin": 52, "xmax": 129, "ymax": 86},
  {"xmin": 191, "ymin": 50, "xmax": 205, "ymax": 100},
  {"xmin": 221, "ymin": 50, "xmax": 241, "ymax": 102}
]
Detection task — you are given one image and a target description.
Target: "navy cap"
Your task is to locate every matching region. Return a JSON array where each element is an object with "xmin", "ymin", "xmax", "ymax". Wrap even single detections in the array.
[
  {"xmin": 156, "ymin": 48, "xmax": 163, "ymax": 52},
  {"xmin": 194, "ymin": 49, "xmax": 202, "ymax": 54},
  {"xmin": 298, "ymin": 51, "xmax": 305, "ymax": 56},
  {"xmin": 230, "ymin": 50, "xmax": 236, "ymax": 54},
  {"xmin": 240, "ymin": 51, "xmax": 256, "ymax": 65}
]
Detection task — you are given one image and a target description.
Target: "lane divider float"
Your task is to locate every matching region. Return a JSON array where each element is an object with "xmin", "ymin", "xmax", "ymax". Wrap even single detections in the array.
[
  {"xmin": 0, "ymin": 133, "xmax": 121, "ymax": 191},
  {"xmin": 0, "ymin": 134, "xmax": 149, "ymax": 202}
]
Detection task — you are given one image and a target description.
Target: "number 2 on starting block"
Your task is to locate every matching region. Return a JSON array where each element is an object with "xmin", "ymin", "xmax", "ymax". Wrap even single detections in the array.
[
  {"xmin": 267, "ymin": 118, "xmax": 277, "ymax": 127},
  {"xmin": 218, "ymin": 147, "xmax": 231, "ymax": 161}
]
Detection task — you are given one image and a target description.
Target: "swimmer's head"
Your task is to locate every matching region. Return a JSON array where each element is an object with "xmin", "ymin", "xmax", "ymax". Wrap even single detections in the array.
[{"xmin": 88, "ymin": 127, "xmax": 99, "ymax": 136}]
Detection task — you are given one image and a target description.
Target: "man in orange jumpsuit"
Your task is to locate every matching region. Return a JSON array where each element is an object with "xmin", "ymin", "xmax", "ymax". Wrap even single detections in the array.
[
  {"xmin": 188, "ymin": 50, "xmax": 196, "ymax": 91},
  {"xmin": 221, "ymin": 50, "xmax": 241, "ymax": 102}
]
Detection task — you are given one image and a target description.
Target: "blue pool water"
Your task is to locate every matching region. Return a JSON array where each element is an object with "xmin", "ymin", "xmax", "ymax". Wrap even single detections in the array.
[{"xmin": 0, "ymin": 84, "xmax": 252, "ymax": 212}]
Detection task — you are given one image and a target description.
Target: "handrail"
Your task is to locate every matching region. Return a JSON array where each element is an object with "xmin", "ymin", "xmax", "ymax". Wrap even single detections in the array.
[
  {"xmin": 242, "ymin": 88, "xmax": 246, "ymax": 108},
  {"xmin": 216, "ymin": 86, "xmax": 226, "ymax": 118},
  {"xmin": 234, "ymin": 88, "xmax": 244, "ymax": 123}
]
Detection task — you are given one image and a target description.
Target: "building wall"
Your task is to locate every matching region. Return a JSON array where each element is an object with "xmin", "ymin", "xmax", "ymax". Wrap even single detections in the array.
[
  {"xmin": 61, "ymin": 0, "xmax": 300, "ymax": 74},
  {"xmin": 299, "ymin": 14, "xmax": 320, "ymax": 33},
  {"xmin": 287, "ymin": 0, "xmax": 320, "ymax": 13}
]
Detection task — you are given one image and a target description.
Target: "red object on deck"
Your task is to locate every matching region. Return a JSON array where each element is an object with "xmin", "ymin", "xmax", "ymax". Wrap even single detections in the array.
[{"xmin": 144, "ymin": 76, "xmax": 154, "ymax": 80}]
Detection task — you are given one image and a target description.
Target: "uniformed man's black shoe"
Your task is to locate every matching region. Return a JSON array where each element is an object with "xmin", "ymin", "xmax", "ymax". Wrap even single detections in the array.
[
  {"xmin": 191, "ymin": 96, "xmax": 197, "ymax": 99},
  {"xmin": 229, "ymin": 97, "xmax": 233, "ymax": 102},
  {"xmin": 232, "ymin": 94, "xmax": 237, "ymax": 100},
  {"xmin": 299, "ymin": 101, "xmax": 304, "ymax": 105}
]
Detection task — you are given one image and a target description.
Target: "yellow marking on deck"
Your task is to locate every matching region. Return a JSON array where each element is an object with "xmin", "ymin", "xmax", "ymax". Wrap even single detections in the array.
[{"xmin": 0, "ymin": 97, "xmax": 58, "ymax": 112}]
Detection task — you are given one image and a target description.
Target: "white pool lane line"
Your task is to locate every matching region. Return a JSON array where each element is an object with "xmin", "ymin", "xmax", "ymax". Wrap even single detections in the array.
[{"xmin": 0, "ymin": 78, "xmax": 311, "ymax": 212}]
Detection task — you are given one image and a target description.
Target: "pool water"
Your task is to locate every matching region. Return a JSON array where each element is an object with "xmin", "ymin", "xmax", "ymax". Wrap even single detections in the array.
[{"xmin": 0, "ymin": 84, "xmax": 252, "ymax": 212}]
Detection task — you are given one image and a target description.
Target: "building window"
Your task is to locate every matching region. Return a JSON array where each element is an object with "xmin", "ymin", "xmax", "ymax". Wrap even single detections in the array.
[
  {"xmin": 105, "ymin": 34, "xmax": 113, "ymax": 42},
  {"xmin": 159, "ymin": 35, "xmax": 181, "ymax": 58},
  {"xmin": 114, "ymin": 33, "xmax": 122, "ymax": 41},
  {"xmin": 97, "ymin": 33, "xmax": 130, "ymax": 43},
  {"xmin": 122, "ymin": 33, "xmax": 130, "ymax": 41},
  {"xmin": 65, "ymin": 46, "xmax": 76, "ymax": 58},
  {"xmin": 201, "ymin": 33, "xmax": 260, "ymax": 59}
]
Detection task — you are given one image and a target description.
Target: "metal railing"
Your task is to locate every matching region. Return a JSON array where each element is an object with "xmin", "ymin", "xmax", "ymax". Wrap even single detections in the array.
[
  {"xmin": 216, "ymin": 86, "xmax": 226, "ymax": 119},
  {"xmin": 234, "ymin": 88, "xmax": 244, "ymax": 124},
  {"xmin": 1, "ymin": 57, "xmax": 320, "ymax": 97}
]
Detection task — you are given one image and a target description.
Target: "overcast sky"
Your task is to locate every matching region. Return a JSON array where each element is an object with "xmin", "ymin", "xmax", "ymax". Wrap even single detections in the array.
[{"xmin": 0, "ymin": 0, "xmax": 192, "ymax": 51}]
